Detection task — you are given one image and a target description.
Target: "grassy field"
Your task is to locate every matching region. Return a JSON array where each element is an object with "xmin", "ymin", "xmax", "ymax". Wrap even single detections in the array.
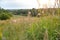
[{"xmin": 0, "ymin": 15, "xmax": 60, "ymax": 40}]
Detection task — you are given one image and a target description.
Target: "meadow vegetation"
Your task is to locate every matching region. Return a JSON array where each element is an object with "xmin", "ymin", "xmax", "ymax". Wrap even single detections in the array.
[
  {"xmin": 0, "ymin": 15, "xmax": 60, "ymax": 40},
  {"xmin": 0, "ymin": 7, "xmax": 60, "ymax": 40}
]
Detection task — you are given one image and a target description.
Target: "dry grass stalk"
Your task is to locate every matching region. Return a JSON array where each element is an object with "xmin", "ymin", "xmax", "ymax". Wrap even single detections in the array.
[{"xmin": 44, "ymin": 29, "xmax": 49, "ymax": 40}]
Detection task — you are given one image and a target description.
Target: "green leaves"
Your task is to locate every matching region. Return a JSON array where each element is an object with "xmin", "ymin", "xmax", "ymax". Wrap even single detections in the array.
[{"xmin": 0, "ymin": 8, "xmax": 13, "ymax": 20}]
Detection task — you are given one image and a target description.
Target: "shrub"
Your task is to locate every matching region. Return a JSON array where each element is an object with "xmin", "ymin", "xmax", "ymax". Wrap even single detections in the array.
[{"xmin": 0, "ymin": 13, "xmax": 12, "ymax": 20}]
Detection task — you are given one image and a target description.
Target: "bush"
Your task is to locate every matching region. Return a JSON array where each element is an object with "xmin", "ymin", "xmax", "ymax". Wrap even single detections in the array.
[{"xmin": 0, "ymin": 13, "xmax": 12, "ymax": 20}]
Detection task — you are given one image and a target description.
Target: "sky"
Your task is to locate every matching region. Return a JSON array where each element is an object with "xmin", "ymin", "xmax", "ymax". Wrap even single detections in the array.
[{"xmin": 0, "ymin": 0, "xmax": 56, "ymax": 9}]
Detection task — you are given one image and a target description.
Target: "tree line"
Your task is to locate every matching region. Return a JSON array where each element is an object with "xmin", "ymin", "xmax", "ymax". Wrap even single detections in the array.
[
  {"xmin": 9, "ymin": 8, "xmax": 60, "ymax": 16},
  {"xmin": 0, "ymin": 7, "xmax": 60, "ymax": 20}
]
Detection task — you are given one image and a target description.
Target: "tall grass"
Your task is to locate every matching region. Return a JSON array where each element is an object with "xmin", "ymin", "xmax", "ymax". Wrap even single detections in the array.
[{"xmin": 0, "ymin": 15, "xmax": 60, "ymax": 40}]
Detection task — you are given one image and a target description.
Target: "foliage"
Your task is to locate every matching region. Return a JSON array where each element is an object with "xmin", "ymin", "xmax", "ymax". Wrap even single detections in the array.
[
  {"xmin": 8, "ymin": 8, "xmax": 60, "ymax": 16},
  {"xmin": 0, "ymin": 8, "xmax": 13, "ymax": 20},
  {"xmin": 0, "ymin": 13, "xmax": 11, "ymax": 20},
  {"xmin": 31, "ymin": 8, "xmax": 38, "ymax": 17}
]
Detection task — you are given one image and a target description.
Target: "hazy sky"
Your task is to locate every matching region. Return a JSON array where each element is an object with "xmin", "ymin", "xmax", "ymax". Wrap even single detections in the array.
[{"xmin": 0, "ymin": 0, "xmax": 55, "ymax": 9}]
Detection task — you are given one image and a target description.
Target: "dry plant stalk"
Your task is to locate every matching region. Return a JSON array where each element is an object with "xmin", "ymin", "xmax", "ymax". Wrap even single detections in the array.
[{"xmin": 44, "ymin": 29, "xmax": 49, "ymax": 40}]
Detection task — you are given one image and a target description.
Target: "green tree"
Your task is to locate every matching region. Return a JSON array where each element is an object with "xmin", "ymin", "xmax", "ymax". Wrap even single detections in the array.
[{"xmin": 31, "ymin": 8, "xmax": 38, "ymax": 17}]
